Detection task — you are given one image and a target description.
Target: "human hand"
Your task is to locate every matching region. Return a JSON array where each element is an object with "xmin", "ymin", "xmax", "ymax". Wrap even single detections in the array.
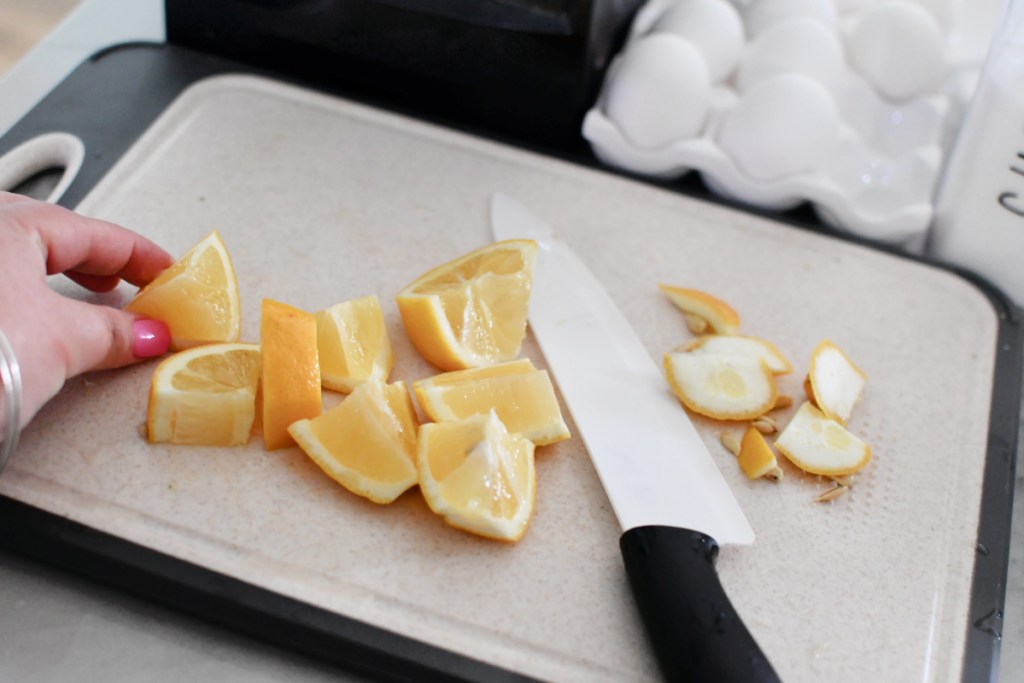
[{"xmin": 0, "ymin": 191, "xmax": 174, "ymax": 435}]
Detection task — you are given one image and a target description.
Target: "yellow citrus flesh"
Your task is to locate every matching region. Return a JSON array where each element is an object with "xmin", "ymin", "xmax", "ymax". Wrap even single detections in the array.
[
  {"xmin": 397, "ymin": 240, "xmax": 537, "ymax": 370},
  {"xmin": 418, "ymin": 410, "xmax": 536, "ymax": 541},
  {"xmin": 289, "ymin": 381, "xmax": 419, "ymax": 504},
  {"xmin": 417, "ymin": 357, "xmax": 537, "ymax": 386},
  {"xmin": 774, "ymin": 402, "xmax": 871, "ymax": 476},
  {"xmin": 658, "ymin": 284, "xmax": 741, "ymax": 335},
  {"xmin": 261, "ymin": 299, "xmax": 322, "ymax": 450},
  {"xmin": 684, "ymin": 335, "xmax": 792, "ymax": 375},
  {"xmin": 413, "ymin": 359, "xmax": 570, "ymax": 446},
  {"xmin": 316, "ymin": 295, "xmax": 394, "ymax": 394},
  {"xmin": 807, "ymin": 340, "xmax": 867, "ymax": 425},
  {"xmin": 146, "ymin": 342, "xmax": 260, "ymax": 446},
  {"xmin": 125, "ymin": 231, "xmax": 241, "ymax": 350},
  {"xmin": 664, "ymin": 352, "xmax": 777, "ymax": 420},
  {"xmin": 738, "ymin": 427, "xmax": 779, "ymax": 480}
]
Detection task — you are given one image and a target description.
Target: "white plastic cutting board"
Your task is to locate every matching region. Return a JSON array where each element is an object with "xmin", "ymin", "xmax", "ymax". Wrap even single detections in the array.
[{"xmin": 2, "ymin": 75, "xmax": 999, "ymax": 682}]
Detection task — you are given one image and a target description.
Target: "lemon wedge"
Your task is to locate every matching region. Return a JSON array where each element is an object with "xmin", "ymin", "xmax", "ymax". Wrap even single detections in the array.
[
  {"xmin": 418, "ymin": 410, "xmax": 536, "ymax": 541},
  {"xmin": 146, "ymin": 342, "xmax": 260, "ymax": 446},
  {"xmin": 413, "ymin": 359, "xmax": 570, "ymax": 446},
  {"xmin": 261, "ymin": 298, "xmax": 322, "ymax": 450},
  {"xmin": 125, "ymin": 231, "xmax": 241, "ymax": 350},
  {"xmin": 316, "ymin": 295, "xmax": 393, "ymax": 393},
  {"xmin": 289, "ymin": 380, "xmax": 419, "ymax": 503},
  {"xmin": 397, "ymin": 240, "xmax": 537, "ymax": 370}
]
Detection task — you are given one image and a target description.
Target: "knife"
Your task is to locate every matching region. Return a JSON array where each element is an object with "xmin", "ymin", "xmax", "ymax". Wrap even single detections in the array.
[{"xmin": 490, "ymin": 193, "xmax": 780, "ymax": 683}]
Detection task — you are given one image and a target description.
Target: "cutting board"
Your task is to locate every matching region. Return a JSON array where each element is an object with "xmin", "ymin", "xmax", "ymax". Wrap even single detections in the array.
[{"xmin": 2, "ymin": 74, "xmax": 1001, "ymax": 682}]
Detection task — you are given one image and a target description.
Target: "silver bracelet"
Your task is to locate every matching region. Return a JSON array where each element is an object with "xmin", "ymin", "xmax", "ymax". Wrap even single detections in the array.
[{"xmin": 0, "ymin": 328, "xmax": 22, "ymax": 476}]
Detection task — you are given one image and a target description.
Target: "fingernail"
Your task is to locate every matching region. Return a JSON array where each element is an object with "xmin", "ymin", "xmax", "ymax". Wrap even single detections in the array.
[{"xmin": 133, "ymin": 319, "xmax": 171, "ymax": 358}]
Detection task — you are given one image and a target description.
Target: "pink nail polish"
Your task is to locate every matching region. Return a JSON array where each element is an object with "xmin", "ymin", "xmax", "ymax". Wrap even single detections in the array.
[{"xmin": 133, "ymin": 319, "xmax": 171, "ymax": 358}]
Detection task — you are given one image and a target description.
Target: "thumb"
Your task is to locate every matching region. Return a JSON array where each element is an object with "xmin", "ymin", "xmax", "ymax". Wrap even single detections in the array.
[{"xmin": 59, "ymin": 298, "xmax": 171, "ymax": 377}]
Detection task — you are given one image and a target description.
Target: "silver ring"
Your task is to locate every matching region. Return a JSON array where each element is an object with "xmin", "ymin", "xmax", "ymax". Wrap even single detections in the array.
[{"xmin": 0, "ymin": 328, "xmax": 22, "ymax": 476}]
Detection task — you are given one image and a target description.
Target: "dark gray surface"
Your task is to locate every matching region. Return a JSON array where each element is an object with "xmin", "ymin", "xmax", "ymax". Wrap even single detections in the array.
[{"xmin": 0, "ymin": 548, "xmax": 364, "ymax": 683}]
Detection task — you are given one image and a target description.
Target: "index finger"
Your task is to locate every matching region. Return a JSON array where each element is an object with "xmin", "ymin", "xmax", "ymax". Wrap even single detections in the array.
[{"xmin": 11, "ymin": 198, "xmax": 174, "ymax": 286}]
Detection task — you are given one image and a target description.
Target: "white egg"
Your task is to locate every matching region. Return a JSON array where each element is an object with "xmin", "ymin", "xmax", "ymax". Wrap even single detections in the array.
[
  {"xmin": 901, "ymin": 0, "xmax": 952, "ymax": 30},
  {"xmin": 603, "ymin": 35, "xmax": 712, "ymax": 150},
  {"xmin": 735, "ymin": 17, "xmax": 845, "ymax": 93},
  {"xmin": 651, "ymin": 0, "xmax": 746, "ymax": 82},
  {"xmin": 716, "ymin": 73, "xmax": 840, "ymax": 181},
  {"xmin": 742, "ymin": 0, "xmax": 838, "ymax": 36},
  {"xmin": 845, "ymin": 1, "xmax": 947, "ymax": 101},
  {"xmin": 832, "ymin": 0, "xmax": 871, "ymax": 14}
]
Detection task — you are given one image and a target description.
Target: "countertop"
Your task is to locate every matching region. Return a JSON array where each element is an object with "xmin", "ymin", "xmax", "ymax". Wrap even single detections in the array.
[{"xmin": 0, "ymin": 1, "xmax": 1021, "ymax": 681}]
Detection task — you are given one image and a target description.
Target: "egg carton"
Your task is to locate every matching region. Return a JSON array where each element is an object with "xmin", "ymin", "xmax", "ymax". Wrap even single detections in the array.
[{"xmin": 583, "ymin": 0, "xmax": 992, "ymax": 248}]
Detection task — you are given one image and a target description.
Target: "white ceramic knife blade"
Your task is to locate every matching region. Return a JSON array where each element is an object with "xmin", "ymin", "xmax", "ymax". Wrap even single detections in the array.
[
  {"xmin": 490, "ymin": 192, "xmax": 753, "ymax": 545},
  {"xmin": 490, "ymin": 193, "xmax": 778, "ymax": 682}
]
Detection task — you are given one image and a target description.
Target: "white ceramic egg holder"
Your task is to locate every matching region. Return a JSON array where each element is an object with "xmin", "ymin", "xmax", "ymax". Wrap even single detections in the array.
[{"xmin": 583, "ymin": 0, "xmax": 979, "ymax": 248}]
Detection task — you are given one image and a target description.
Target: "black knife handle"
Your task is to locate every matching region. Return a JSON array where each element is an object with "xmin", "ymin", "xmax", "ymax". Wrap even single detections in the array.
[{"xmin": 620, "ymin": 526, "xmax": 781, "ymax": 683}]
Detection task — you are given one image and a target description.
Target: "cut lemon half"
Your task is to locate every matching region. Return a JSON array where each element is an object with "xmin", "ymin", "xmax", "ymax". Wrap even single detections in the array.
[
  {"xmin": 125, "ymin": 231, "xmax": 241, "ymax": 350},
  {"xmin": 261, "ymin": 299, "xmax": 322, "ymax": 450},
  {"xmin": 316, "ymin": 295, "xmax": 393, "ymax": 393},
  {"xmin": 807, "ymin": 340, "xmax": 866, "ymax": 425},
  {"xmin": 418, "ymin": 410, "xmax": 536, "ymax": 541},
  {"xmin": 664, "ymin": 352, "xmax": 777, "ymax": 420},
  {"xmin": 289, "ymin": 381, "xmax": 419, "ymax": 504},
  {"xmin": 658, "ymin": 284, "xmax": 740, "ymax": 335},
  {"xmin": 397, "ymin": 240, "xmax": 537, "ymax": 370},
  {"xmin": 146, "ymin": 342, "xmax": 260, "ymax": 446},
  {"xmin": 774, "ymin": 402, "xmax": 871, "ymax": 476},
  {"xmin": 412, "ymin": 358, "xmax": 570, "ymax": 446},
  {"xmin": 683, "ymin": 335, "xmax": 792, "ymax": 375}
]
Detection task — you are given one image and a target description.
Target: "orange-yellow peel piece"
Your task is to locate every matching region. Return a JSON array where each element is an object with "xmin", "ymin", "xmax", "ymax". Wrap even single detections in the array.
[
  {"xmin": 738, "ymin": 427, "xmax": 780, "ymax": 480},
  {"xmin": 774, "ymin": 402, "xmax": 871, "ymax": 476},
  {"xmin": 807, "ymin": 340, "xmax": 867, "ymax": 425},
  {"xmin": 664, "ymin": 352, "xmax": 777, "ymax": 420},
  {"xmin": 684, "ymin": 335, "xmax": 792, "ymax": 375},
  {"xmin": 658, "ymin": 284, "xmax": 741, "ymax": 335}
]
